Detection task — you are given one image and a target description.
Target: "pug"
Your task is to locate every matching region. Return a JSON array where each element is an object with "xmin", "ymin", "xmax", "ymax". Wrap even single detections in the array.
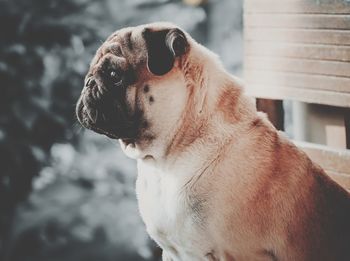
[{"xmin": 76, "ymin": 22, "xmax": 350, "ymax": 261}]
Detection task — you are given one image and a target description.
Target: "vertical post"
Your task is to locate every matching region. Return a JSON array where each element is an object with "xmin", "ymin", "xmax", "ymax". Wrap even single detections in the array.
[
  {"xmin": 345, "ymin": 109, "xmax": 350, "ymax": 149},
  {"xmin": 256, "ymin": 98, "xmax": 284, "ymax": 131}
]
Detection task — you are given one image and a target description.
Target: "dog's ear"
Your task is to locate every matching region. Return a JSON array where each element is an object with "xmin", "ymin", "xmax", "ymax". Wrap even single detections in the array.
[{"xmin": 144, "ymin": 28, "xmax": 188, "ymax": 76}]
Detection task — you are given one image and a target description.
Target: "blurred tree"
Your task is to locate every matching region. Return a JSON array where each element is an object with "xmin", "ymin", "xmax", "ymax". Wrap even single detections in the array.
[{"xmin": 0, "ymin": 0, "xmax": 117, "ymax": 258}]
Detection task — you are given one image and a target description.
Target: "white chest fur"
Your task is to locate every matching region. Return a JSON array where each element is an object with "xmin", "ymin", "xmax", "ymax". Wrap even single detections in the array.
[{"xmin": 136, "ymin": 160, "xmax": 213, "ymax": 261}]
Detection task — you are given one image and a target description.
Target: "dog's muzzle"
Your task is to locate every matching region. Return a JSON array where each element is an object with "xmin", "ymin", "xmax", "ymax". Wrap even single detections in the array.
[{"xmin": 76, "ymin": 67, "xmax": 140, "ymax": 140}]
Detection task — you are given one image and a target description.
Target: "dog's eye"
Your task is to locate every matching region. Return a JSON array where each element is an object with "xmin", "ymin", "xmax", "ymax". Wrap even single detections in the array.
[{"xmin": 109, "ymin": 70, "xmax": 123, "ymax": 87}]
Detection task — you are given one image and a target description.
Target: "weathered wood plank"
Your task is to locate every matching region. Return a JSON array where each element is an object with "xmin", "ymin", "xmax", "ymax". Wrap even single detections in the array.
[
  {"xmin": 245, "ymin": 70, "xmax": 350, "ymax": 93},
  {"xmin": 327, "ymin": 171, "xmax": 350, "ymax": 190},
  {"xmin": 244, "ymin": 84, "xmax": 350, "ymax": 107},
  {"xmin": 345, "ymin": 110, "xmax": 350, "ymax": 149},
  {"xmin": 245, "ymin": 0, "xmax": 350, "ymax": 14},
  {"xmin": 295, "ymin": 141, "xmax": 350, "ymax": 189},
  {"xmin": 245, "ymin": 28, "xmax": 350, "ymax": 46},
  {"xmin": 295, "ymin": 141, "xmax": 350, "ymax": 174},
  {"xmin": 245, "ymin": 14, "xmax": 350, "ymax": 30},
  {"xmin": 245, "ymin": 41, "xmax": 350, "ymax": 62},
  {"xmin": 244, "ymin": 57, "xmax": 350, "ymax": 78}
]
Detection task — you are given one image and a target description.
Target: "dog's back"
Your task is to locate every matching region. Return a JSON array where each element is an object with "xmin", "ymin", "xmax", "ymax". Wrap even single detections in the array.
[
  {"xmin": 305, "ymin": 164, "xmax": 350, "ymax": 260},
  {"xmin": 208, "ymin": 116, "xmax": 350, "ymax": 260}
]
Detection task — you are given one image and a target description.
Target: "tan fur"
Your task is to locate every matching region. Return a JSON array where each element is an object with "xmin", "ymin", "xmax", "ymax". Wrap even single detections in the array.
[
  {"xmin": 80, "ymin": 22, "xmax": 350, "ymax": 261},
  {"xmin": 217, "ymin": 87, "xmax": 242, "ymax": 124}
]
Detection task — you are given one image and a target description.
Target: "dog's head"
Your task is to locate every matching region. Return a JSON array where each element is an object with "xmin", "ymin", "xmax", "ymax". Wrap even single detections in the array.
[{"xmin": 76, "ymin": 22, "xmax": 195, "ymax": 158}]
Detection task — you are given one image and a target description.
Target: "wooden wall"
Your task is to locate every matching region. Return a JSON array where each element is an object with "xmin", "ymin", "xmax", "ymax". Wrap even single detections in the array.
[{"xmin": 244, "ymin": 0, "xmax": 350, "ymax": 107}]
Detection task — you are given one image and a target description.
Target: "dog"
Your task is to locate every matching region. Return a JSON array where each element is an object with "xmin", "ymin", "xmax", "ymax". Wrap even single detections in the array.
[{"xmin": 76, "ymin": 22, "xmax": 350, "ymax": 261}]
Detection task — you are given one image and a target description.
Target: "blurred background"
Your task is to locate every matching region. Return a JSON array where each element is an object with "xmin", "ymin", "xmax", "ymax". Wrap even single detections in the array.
[{"xmin": 0, "ymin": 0, "xmax": 243, "ymax": 260}]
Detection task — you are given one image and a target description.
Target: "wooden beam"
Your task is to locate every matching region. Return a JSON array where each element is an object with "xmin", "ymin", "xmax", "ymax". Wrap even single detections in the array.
[
  {"xmin": 256, "ymin": 99, "xmax": 284, "ymax": 130},
  {"xmin": 245, "ymin": 70, "xmax": 350, "ymax": 93},
  {"xmin": 245, "ymin": 0, "xmax": 350, "ymax": 14},
  {"xmin": 295, "ymin": 141, "xmax": 350, "ymax": 174},
  {"xmin": 245, "ymin": 28, "xmax": 350, "ymax": 46},
  {"xmin": 245, "ymin": 41, "xmax": 350, "ymax": 62},
  {"xmin": 244, "ymin": 57, "xmax": 350, "ymax": 78},
  {"xmin": 245, "ymin": 85, "xmax": 350, "ymax": 108},
  {"xmin": 244, "ymin": 14, "xmax": 350, "ymax": 30},
  {"xmin": 295, "ymin": 141, "xmax": 350, "ymax": 190},
  {"xmin": 345, "ymin": 109, "xmax": 350, "ymax": 149}
]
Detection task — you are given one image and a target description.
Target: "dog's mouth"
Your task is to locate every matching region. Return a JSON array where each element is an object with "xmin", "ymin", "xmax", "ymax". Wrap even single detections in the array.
[{"xmin": 76, "ymin": 72, "xmax": 141, "ymax": 141}]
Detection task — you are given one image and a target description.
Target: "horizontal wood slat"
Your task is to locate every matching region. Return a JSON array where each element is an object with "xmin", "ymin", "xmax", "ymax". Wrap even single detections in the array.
[
  {"xmin": 245, "ymin": 84, "xmax": 350, "ymax": 107},
  {"xmin": 295, "ymin": 141, "xmax": 350, "ymax": 174},
  {"xmin": 294, "ymin": 141, "xmax": 350, "ymax": 189},
  {"xmin": 245, "ymin": 28, "xmax": 350, "ymax": 46},
  {"xmin": 245, "ymin": 0, "xmax": 350, "ymax": 14},
  {"xmin": 245, "ymin": 41, "xmax": 350, "ymax": 62},
  {"xmin": 245, "ymin": 14, "xmax": 350, "ymax": 30},
  {"xmin": 327, "ymin": 171, "xmax": 350, "ymax": 190},
  {"xmin": 245, "ymin": 70, "xmax": 350, "ymax": 93},
  {"xmin": 244, "ymin": 57, "xmax": 350, "ymax": 78}
]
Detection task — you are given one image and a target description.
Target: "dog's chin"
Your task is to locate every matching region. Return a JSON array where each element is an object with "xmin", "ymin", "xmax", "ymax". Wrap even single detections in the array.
[{"xmin": 119, "ymin": 139, "xmax": 145, "ymax": 159}]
